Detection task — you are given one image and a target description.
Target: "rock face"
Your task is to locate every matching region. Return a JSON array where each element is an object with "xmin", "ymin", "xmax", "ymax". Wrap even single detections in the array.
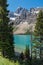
[{"xmin": 9, "ymin": 7, "xmax": 43, "ymax": 34}]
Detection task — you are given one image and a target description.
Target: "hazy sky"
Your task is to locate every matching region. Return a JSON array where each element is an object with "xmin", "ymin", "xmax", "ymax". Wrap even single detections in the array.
[{"xmin": 7, "ymin": 0, "xmax": 43, "ymax": 12}]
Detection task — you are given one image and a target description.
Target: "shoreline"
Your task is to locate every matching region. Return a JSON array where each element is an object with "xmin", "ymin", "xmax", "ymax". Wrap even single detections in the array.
[
  {"xmin": 13, "ymin": 32, "xmax": 26, "ymax": 35},
  {"xmin": 15, "ymin": 47, "xmax": 25, "ymax": 53}
]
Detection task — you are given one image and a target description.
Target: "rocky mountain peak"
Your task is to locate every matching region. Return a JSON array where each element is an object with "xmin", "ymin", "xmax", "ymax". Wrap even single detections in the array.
[
  {"xmin": 9, "ymin": 7, "xmax": 43, "ymax": 24},
  {"xmin": 15, "ymin": 7, "xmax": 23, "ymax": 14},
  {"xmin": 9, "ymin": 7, "xmax": 43, "ymax": 34}
]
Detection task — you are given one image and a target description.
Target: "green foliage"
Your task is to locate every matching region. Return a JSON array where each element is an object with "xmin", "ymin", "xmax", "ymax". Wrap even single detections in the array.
[
  {"xmin": 34, "ymin": 10, "xmax": 43, "ymax": 37},
  {"xmin": 0, "ymin": 56, "xmax": 20, "ymax": 65},
  {"xmin": 33, "ymin": 10, "xmax": 43, "ymax": 59},
  {"xmin": 25, "ymin": 45, "xmax": 30, "ymax": 60},
  {"xmin": 0, "ymin": 0, "xmax": 15, "ymax": 59},
  {"xmin": 19, "ymin": 52, "xmax": 24, "ymax": 61},
  {"xmin": 24, "ymin": 45, "xmax": 31, "ymax": 65}
]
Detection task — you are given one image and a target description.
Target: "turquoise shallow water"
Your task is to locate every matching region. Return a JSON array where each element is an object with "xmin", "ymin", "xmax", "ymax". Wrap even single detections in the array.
[{"xmin": 14, "ymin": 35, "xmax": 32, "ymax": 51}]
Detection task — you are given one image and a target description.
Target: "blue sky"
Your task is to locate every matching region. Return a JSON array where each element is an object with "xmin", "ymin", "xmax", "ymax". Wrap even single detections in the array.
[{"xmin": 7, "ymin": 0, "xmax": 43, "ymax": 12}]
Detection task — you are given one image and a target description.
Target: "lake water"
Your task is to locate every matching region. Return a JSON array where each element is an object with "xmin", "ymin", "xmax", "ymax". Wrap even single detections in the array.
[{"xmin": 14, "ymin": 35, "xmax": 32, "ymax": 52}]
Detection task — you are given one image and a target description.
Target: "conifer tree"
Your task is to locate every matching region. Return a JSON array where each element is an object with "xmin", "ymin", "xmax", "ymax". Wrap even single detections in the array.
[
  {"xmin": 25, "ymin": 45, "xmax": 31, "ymax": 65},
  {"xmin": 34, "ymin": 10, "xmax": 43, "ymax": 42},
  {"xmin": 0, "ymin": 0, "xmax": 15, "ymax": 59},
  {"xmin": 34, "ymin": 10, "xmax": 43, "ymax": 59},
  {"xmin": 25, "ymin": 45, "xmax": 30, "ymax": 60}
]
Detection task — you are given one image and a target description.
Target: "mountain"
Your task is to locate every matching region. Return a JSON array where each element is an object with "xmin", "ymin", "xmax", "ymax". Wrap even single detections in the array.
[
  {"xmin": 9, "ymin": 7, "xmax": 29, "ymax": 21},
  {"xmin": 9, "ymin": 7, "xmax": 43, "ymax": 34}
]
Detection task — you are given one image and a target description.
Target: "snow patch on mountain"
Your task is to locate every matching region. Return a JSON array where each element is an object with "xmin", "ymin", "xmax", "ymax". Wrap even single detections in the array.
[
  {"xmin": 14, "ymin": 13, "xmax": 21, "ymax": 16},
  {"xmin": 9, "ymin": 7, "xmax": 43, "ymax": 34},
  {"xmin": 10, "ymin": 17, "xmax": 16, "ymax": 21}
]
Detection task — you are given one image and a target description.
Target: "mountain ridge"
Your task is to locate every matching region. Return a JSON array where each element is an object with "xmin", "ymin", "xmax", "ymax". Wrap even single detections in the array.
[{"xmin": 9, "ymin": 7, "xmax": 43, "ymax": 34}]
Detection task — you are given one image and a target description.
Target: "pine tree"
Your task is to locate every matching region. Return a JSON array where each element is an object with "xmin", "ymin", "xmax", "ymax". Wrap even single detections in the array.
[
  {"xmin": 19, "ymin": 52, "xmax": 24, "ymax": 61},
  {"xmin": 25, "ymin": 45, "xmax": 31, "ymax": 60},
  {"xmin": 0, "ymin": 0, "xmax": 15, "ymax": 59},
  {"xmin": 24, "ymin": 45, "xmax": 31, "ymax": 65},
  {"xmin": 19, "ymin": 52, "xmax": 24, "ymax": 64},
  {"xmin": 34, "ymin": 10, "xmax": 43, "ymax": 42},
  {"xmin": 34, "ymin": 10, "xmax": 43, "ymax": 59}
]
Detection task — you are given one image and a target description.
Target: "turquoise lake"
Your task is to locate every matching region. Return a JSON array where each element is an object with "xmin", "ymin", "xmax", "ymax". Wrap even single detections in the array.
[{"xmin": 14, "ymin": 35, "xmax": 33, "ymax": 52}]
